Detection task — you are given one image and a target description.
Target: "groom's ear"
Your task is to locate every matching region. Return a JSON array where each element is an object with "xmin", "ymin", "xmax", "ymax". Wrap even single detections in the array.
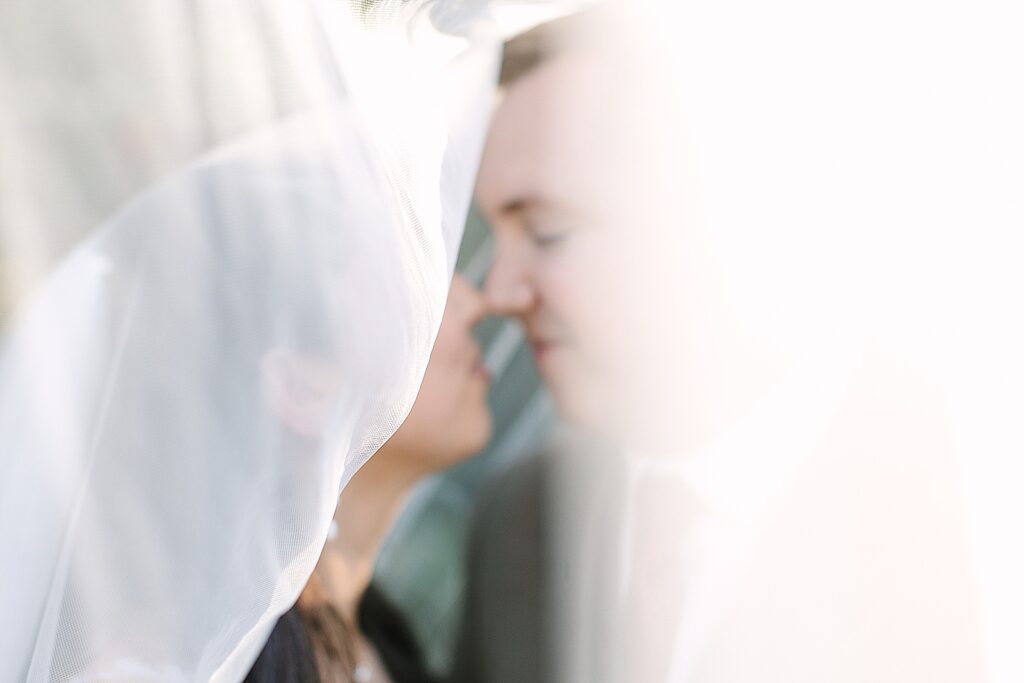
[{"xmin": 260, "ymin": 348, "xmax": 340, "ymax": 439}]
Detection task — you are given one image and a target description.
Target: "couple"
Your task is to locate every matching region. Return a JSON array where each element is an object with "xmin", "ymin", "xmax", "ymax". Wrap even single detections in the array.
[
  {"xmin": 2, "ymin": 1, "xmax": 991, "ymax": 679},
  {"xmin": 246, "ymin": 16, "xmax": 624, "ymax": 682},
  {"xmin": 251, "ymin": 7, "xmax": 990, "ymax": 683},
  {"xmin": 0, "ymin": 4, "xmax": 602, "ymax": 678}
]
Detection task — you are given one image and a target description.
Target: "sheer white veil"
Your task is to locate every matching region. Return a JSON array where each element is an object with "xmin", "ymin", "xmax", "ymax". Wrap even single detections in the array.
[{"xmin": 0, "ymin": 1, "xmax": 582, "ymax": 680}]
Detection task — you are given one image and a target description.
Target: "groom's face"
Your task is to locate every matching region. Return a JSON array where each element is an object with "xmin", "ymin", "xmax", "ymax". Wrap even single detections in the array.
[{"xmin": 477, "ymin": 53, "xmax": 633, "ymax": 428}]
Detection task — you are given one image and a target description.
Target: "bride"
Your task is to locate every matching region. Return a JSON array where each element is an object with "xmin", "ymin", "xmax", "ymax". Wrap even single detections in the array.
[
  {"xmin": 0, "ymin": 1, "xmax": 595, "ymax": 679},
  {"xmin": 246, "ymin": 275, "xmax": 492, "ymax": 683}
]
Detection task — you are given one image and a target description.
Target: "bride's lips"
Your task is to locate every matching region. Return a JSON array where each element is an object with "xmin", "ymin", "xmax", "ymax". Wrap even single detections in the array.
[
  {"xmin": 530, "ymin": 338, "xmax": 560, "ymax": 361},
  {"xmin": 471, "ymin": 351, "xmax": 491, "ymax": 381}
]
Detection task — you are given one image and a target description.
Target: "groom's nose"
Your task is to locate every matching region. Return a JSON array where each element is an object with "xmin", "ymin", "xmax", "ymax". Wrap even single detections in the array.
[{"xmin": 485, "ymin": 236, "xmax": 536, "ymax": 316}]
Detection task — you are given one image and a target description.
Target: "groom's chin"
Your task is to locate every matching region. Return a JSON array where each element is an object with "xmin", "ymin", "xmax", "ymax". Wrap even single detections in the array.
[{"xmin": 543, "ymin": 367, "xmax": 610, "ymax": 436}]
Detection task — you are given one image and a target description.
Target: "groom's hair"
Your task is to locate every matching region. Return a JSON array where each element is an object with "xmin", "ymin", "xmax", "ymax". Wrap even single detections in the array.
[{"xmin": 499, "ymin": 10, "xmax": 602, "ymax": 87}]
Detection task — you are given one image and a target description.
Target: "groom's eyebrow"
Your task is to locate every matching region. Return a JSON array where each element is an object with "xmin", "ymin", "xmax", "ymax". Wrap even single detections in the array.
[
  {"xmin": 498, "ymin": 198, "xmax": 529, "ymax": 215},
  {"xmin": 499, "ymin": 197, "xmax": 560, "ymax": 216},
  {"xmin": 501, "ymin": 197, "xmax": 589, "ymax": 224}
]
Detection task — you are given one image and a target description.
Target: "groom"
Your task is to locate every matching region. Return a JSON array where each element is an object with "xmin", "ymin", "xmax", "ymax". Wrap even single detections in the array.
[
  {"xmin": 450, "ymin": 12, "xmax": 667, "ymax": 683},
  {"xmin": 452, "ymin": 5, "xmax": 983, "ymax": 683}
]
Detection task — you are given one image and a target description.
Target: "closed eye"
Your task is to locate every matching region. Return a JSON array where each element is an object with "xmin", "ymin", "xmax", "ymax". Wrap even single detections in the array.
[
  {"xmin": 498, "ymin": 197, "xmax": 583, "ymax": 248},
  {"xmin": 530, "ymin": 230, "xmax": 568, "ymax": 247}
]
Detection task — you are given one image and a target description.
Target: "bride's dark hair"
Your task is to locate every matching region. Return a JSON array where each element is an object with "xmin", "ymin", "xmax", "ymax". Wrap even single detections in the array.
[
  {"xmin": 245, "ymin": 570, "xmax": 357, "ymax": 683},
  {"xmin": 246, "ymin": 572, "xmax": 438, "ymax": 683},
  {"xmin": 243, "ymin": 606, "xmax": 322, "ymax": 683}
]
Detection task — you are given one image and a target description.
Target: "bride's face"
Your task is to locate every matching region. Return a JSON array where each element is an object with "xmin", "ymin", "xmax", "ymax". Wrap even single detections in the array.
[
  {"xmin": 263, "ymin": 275, "xmax": 492, "ymax": 470},
  {"xmin": 383, "ymin": 275, "xmax": 493, "ymax": 470}
]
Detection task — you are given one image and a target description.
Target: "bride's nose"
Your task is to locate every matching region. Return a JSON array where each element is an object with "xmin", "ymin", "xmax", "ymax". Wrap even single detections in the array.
[{"xmin": 450, "ymin": 274, "xmax": 490, "ymax": 327}]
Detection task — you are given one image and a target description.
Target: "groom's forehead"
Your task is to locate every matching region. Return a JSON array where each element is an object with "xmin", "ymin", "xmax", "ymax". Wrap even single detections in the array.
[{"xmin": 477, "ymin": 54, "xmax": 608, "ymax": 216}]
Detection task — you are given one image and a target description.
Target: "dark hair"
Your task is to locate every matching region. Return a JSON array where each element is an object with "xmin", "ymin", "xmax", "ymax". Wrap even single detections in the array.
[
  {"xmin": 498, "ymin": 11, "xmax": 600, "ymax": 87},
  {"xmin": 246, "ymin": 564, "xmax": 358, "ymax": 682},
  {"xmin": 246, "ymin": 580, "xmax": 437, "ymax": 683},
  {"xmin": 244, "ymin": 607, "xmax": 322, "ymax": 683}
]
